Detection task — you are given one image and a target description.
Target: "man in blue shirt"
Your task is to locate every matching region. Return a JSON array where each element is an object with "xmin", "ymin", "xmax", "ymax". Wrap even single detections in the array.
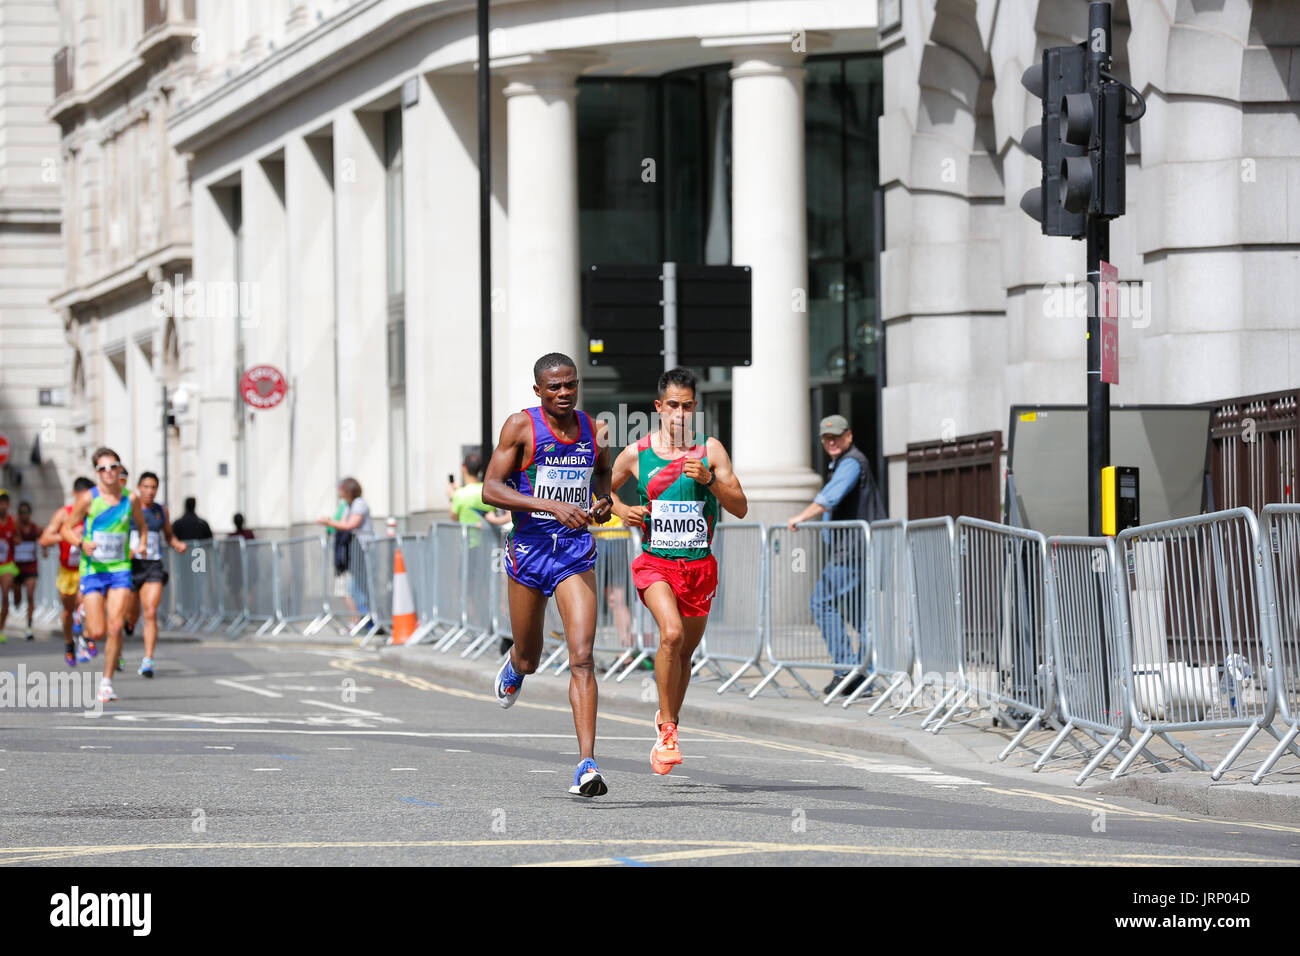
[{"xmin": 786, "ymin": 415, "xmax": 886, "ymax": 696}]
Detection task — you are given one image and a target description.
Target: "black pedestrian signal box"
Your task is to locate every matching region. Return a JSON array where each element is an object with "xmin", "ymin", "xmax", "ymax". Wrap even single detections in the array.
[
  {"xmin": 583, "ymin": 263, "xmax": 752, "ymax": 373},
  {"xmin": 1102, "ymin": 465, "xmax": 1139, "ymax": 535}
]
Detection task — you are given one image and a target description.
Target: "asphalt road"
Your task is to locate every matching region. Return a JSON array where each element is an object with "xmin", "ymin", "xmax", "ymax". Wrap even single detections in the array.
[{"xmin": 2, "ymin": 636, "xmax": 1298, "ymax": 867}]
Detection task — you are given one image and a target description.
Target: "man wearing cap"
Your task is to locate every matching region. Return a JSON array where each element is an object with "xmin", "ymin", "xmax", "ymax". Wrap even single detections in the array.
[{"xmin": 786, "ymin": 415, "xmax": 886, "ymax": 697}]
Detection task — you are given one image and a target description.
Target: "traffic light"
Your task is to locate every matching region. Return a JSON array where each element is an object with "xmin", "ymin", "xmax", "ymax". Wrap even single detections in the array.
[
  {"xmin": 1020, "ymin": 45, "xmax": 1087, "ymax": 238},
  {"xmin": 1061, "ymin": 80, "xmax": 1127, "ymax": 218}
]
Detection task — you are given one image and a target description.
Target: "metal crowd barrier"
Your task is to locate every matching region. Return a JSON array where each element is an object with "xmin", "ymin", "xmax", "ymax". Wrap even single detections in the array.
[
  {"xmin": 217, "ymin": 537, "xmax": 249, "ymax": 634},
  {"xmin": 603, "ymin": 526, "xmax": 654, "ymax": 680},
  {"xmin": 752, "ymin": 520, "xmax": 873, "ymax": 701},
  {"xmin": 426, "ymin": 522, "xmax": 470, "ymax": 650},
  {"xmin": 242, "ymin": 540, "xmax": 279, "ymax": 635},
  {"xmin": 274, "ymin": 536, "xmax": 332, "ymax": 635},
  {"xmin": 359, "ymin": 536, "xmax": 397, "ymax": 643},
  {"xmin": 1041, "ymin": 536, "xmax": 1179, "ymax": 784},
  {"xmin": 846, "ymin": 519, "xmax": 910, "ymax": 709},
  {"xmin": 1251, "ymin": 504, "xmax": 1300, "ymax": 784},
  {"xmin": 31, "ymin": 548, "xmax": 63, "ymax": 626},
  {"xmin": 1116, "ymin": 507, "xmax": 1284, "ymax": 780},
  {"xmin": 458, "ymin": 524, "xmax": 501, "ymax": 659},
  {"xmin": 692, "ymin": 522, "xmax": 767, "ymax": 694},
  {"xmin": 167, "ymin": 539, "xmax": 223, "ymax": 633},
  {"xmin": 894, "ymin": 518, "xmax": 962, "ymax": 721},
  {"xmin": 930, "ymin": 519, "xmax": 1053, "ymax": 760},
  {"xmin": 129, "ymin": 501, "xmax": 1300, "ymax": 788}
]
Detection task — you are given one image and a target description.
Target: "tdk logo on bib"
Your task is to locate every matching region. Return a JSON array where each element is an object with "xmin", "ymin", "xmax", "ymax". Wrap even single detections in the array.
[{"xmin": 650, "ymin": 499, "xmax": 707, "ymax": 550}]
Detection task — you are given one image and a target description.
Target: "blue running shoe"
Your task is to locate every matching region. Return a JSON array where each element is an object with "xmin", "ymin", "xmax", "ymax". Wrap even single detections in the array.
[
  {"xmin": 495, "ymin": 656, "xmax": 524, "ymax": 708},
  {"xmin": 138, "ymin": 657, "xmax": 154, "ymax": 679},
  {"xmin": 568, "ymin": 758, "xmax": 608, "ymax": 797}
]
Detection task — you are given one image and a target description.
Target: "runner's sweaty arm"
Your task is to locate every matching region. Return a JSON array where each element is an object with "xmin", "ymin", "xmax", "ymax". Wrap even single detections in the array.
[
  {"xmin": 609, "ymin": 443, "xmax": 645, "ymax": 527},
  {"xmin": 39, "ymin": 507, "xmax": 66, "ymax": 548},
  {"xmin": 687, "ymin": 438, "xmax": 747, "ymax": 519},
  {"xmin": 61, "ymin": 489, "xmax": 95, "ymax": 553}
]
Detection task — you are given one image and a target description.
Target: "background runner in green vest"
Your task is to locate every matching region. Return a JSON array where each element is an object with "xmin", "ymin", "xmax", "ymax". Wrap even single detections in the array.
[
  {"xmin": 610, "ymin": 367, "xmax": 748, "ymax": 775},
  {"xmin": 63, "ymin": 447, "xmax": 149, "ymax": 703}
]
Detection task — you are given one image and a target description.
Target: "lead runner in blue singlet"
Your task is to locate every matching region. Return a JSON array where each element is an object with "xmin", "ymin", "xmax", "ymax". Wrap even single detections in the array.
[{"xmin": 482, "ymin": 352, "xmax": 615, "ymax": 797}]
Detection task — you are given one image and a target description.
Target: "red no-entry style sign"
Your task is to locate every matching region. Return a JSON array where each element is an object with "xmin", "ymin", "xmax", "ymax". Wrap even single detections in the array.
[{"xmin": 239, "ymin": 366, "xmax": 288, "ymax": 409}]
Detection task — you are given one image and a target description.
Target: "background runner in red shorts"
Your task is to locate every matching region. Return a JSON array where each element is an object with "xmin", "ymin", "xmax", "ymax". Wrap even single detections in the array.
[{"xmin": 610, "ymin": 367, "xmax": 748, "ymax": 774}]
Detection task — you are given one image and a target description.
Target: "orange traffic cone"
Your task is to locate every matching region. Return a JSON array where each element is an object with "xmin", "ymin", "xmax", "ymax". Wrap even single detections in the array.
[{"xmin": 390, "ymin": 547, "xmax": 418, "ymax": 645}]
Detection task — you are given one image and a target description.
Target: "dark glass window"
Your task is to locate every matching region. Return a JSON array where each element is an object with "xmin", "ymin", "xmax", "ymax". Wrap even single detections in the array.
[
  {"xmin": 805, "ymin": 54, "xmax": 884, "ymax": 385},
  {"xmin": 577, "ymin": 65, "xmax": 731, "ymax": 271}
]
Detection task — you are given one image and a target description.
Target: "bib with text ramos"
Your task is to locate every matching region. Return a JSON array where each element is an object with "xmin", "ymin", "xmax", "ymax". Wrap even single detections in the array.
[{"xmin": 636, "ymin": 434, "xmax": 718, "ymax": 561}]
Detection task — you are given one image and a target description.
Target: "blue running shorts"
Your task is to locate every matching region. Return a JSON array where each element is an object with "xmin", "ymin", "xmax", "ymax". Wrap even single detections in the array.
[
  {"xmin": 505, "ymin": 532, "xmax": 597, "ymax": 597},
  {"xmin": 81, "ymin": 569, "xmax": 134, "ymax": 596}
]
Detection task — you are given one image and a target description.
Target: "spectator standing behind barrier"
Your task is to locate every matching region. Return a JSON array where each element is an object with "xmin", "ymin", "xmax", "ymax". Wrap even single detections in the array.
[
  {"xmin": 229, "ymin": 513, "xmax": 255, "ymax": 540},
  {"xmin": 786, "ymin": 414, "xmax": 887, "ymax": 697},
  {"xmin": 171, "ymin": 498, "xmax": 213, "ymax": 541},
  {"xmin": 316, "ymin": 478, "xmax": 373, "ymax": 622},
  {"xmin": 447, "ymin": 452, "xmax": 512, "ymax": 529}
]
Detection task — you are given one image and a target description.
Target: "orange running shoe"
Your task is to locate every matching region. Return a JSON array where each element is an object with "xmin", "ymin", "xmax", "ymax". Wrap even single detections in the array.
[{"xmin": 651, "ymin": 721, "xmax": 683, "ymax": 774}]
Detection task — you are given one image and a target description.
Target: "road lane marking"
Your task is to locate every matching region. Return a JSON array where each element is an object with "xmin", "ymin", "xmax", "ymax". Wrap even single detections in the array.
[
  {"xmin": 327, "ymin": 747, "xmax": 353, "ymax": 751},
  {"xmin": 391, "ymin": 767, "xmax": 418, "ymax": 771},
  {"xmin": 251, "ymin": 768, "xmax": 281, "ymax": 772},
  {"xmin": 301, "ymin": 699, "xmax": 384, "ymax": 717},
  {"xmin": 445, "ymin": 749, "xmax": 470, "ymax": 753},
  {"xmin": 79, "ymin": 746, "xmax": 111, "ymax": 750},
  {"xmin": 0, "ymin": 837, "xmax": 1289, "ymax": 868},
  {"xmin": 55, "ymin": 727, "xmax": 659, "ymax": 740},
  {"xmin": 214, "ymin": 679, "xmax": 282, "ymax": 699},
  {"xmin": 984, "ymin": 786, "xmax": 1300, "ymax": 835},
  {"xmin": 204, "ymin": 746, "xmax": 234, "ymax": 750}
]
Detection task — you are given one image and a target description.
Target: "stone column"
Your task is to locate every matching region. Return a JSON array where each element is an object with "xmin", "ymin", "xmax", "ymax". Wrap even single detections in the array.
[
  {"xmin": 241, "ymin": 157, "xmax": 289, "ymax": 531},
  {"xmin": 716, "ymin": 37, "xmax": 823, "ymax": 521},
  {"xmin": 286, "ymin": 135, "xmax": 338, "ymax": 527},
  {"xmin": 190, "ymin": 181, "xmax": 239, "ymax": 532},
  {"xmin": 496, "ymin": 53, "xmax": 594, "ymax": 416},
  {"xmin": 403, "ymin": 72, "xmax": 508, "ymax": 517},
  {"xmin": 332, "ymin": 108, "xmax": 388, "ymax": 516}
]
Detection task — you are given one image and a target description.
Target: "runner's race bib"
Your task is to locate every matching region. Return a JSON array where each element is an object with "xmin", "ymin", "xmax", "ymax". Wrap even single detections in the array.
[
  {"xmin": 91, "ymin": 531, "xmax": 126, "ymax": 563},
  {"xmin": 649, "ymin": 499, "xmax": 708, "ymax": 551},
  {"xmin": 14, "ymin": 541, "xmax": 36, "ymax": 563},
  {"xmin": 530, "ymin": 464, "xmax": 592, "ymax": 520},
  {"xmin": 0, "ymin": 540, "xmax": 8, "ymax": 563},
  {"xmin": 67, "ymin": 546, "xmax": 80, "ymax": 566},
  {"xmin": 130, "ymin": 529, "xmax": 163, "ymax": 560}
]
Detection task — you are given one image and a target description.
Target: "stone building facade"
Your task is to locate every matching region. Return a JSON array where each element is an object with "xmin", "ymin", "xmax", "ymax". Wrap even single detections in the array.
[{"xmin": 47, "ymin": 0, "xmax": 199, "ymax": 503}]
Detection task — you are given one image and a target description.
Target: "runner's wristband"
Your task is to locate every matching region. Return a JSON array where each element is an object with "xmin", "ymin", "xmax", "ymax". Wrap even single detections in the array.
[{"xmin": 704, "ymin": 470, "xmax": 716, "ymax": 488}]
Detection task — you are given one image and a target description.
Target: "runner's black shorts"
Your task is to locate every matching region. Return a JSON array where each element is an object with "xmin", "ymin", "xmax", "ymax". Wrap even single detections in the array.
[{"xmin": 131, "ymin": 559, "xmax": 169, "ymax": 590}]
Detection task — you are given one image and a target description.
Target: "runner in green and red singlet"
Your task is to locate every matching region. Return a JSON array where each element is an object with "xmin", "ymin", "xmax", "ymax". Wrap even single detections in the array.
[{"xmin": 610, "ymin": 367, "xmax": 748, "ymax": 775}]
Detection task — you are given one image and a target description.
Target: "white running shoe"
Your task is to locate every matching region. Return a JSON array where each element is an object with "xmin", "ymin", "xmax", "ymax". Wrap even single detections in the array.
[
  {"xmin": 98, "ymin": 678, "xmax": 117, "ymax": 703},
  {"xmin": 494, "ymin": 656, "xmax": 524, "ymax": 709}
]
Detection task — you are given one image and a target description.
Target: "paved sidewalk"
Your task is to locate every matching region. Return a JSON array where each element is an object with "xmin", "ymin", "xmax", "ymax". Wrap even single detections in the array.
[{"xmin": 374, "ymin": 639, "xmax": 1300, "ymax": 827}]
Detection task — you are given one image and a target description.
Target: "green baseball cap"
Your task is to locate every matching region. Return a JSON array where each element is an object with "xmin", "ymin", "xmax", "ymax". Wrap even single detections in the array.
[{"xmin": 819, "ymin": 414, "xmax": 850, "ymax": 436}]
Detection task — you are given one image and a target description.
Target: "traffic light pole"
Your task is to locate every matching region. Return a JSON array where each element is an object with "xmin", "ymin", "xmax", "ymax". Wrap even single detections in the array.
[
  {"xmin": 1087, "ymin": 216, "xmax": 1109, "ymax": 537},
  {"xmin": 1086, "ymin": 1, "xmax": 1110, "ymax": 537}
]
